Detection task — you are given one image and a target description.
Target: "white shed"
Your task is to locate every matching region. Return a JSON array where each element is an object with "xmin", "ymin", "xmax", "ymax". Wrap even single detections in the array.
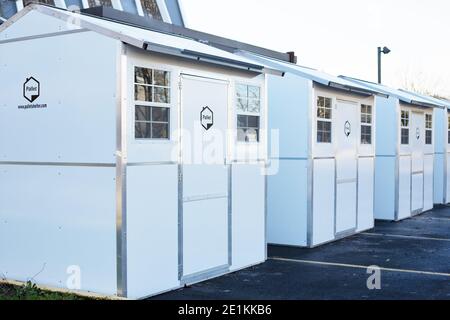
[
  {"xmin": 0, "ymin": 4, "xmax": 280, "ymax": 299},
  {"xmin": 398, "ymin": 90, "xmax": 450, "ymax": 206},
  {"xmin": 341, "ymin": 77, "xmax": 445, "ymax": 221},
  {"xmin": 236, "ymin": 54, "xmax": 384, "ymax": 248}
]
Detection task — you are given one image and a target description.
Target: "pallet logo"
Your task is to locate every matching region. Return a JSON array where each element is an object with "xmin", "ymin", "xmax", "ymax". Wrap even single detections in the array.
[
  {"xmin": 23, "ymin": 77, "xmax": 40, "ymax": 103},
  {"xmin": 344, "ymin": 121, "xmax": 352, "ymax": 137},
  {"xmin": 200, "ymin": 106, "xmax": 214, "ymax": 130}
]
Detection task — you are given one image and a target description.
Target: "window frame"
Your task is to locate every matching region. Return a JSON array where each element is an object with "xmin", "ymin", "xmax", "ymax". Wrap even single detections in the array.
[
  {"xmin": 448, "ymin": 114, "xmax": 450, "ymax": 145},
  {"xmin": 360, "ymin": 104, "xmax": 373, "ymax": 145},
  {"xmin": 235, "ymin": 82, "xmax": 262, "ymax": 144},
  {"xmin": 400, "ymin": 109, "xmax": 410, "ymax": 145},
  {"xmin": 425, "ymin": 113, "xmax": 433, "ymax": 145},
  {"xmin": 133, "ymin": 65, "xmax": 172, "ymax": 141},
  {"xmin": 316, "ymin": 95, "xmax": 333, "ymax": 144}
]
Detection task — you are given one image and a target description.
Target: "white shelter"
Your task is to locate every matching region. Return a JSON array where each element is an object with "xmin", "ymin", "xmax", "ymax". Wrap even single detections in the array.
[
  {"xmin": 341, "ymin": 77, "xmax": 445, "ymax": 221},
  {"xmin": 237, "ymin": 54, "xmax": 384, "ymax": 248},
  {"xmin": 399, "ymin": 90, "xmax": 450, "ymax": 206},
  {"xmin": 0, "ymin": 4, "xmax": 280, "ymax": 299}
]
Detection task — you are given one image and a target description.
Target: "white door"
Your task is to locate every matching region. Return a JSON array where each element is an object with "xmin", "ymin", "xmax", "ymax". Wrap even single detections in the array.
[
  {"xmin": 411, "ymin": 111, "xmax": 425, "ymax": 213},
  {"xmin": 180, "ymin": 75, "xmax": 230, "ymax": 280},
  {"xmin": 335, "ymin": 101, "xmax": 358, "ymax": 234}
]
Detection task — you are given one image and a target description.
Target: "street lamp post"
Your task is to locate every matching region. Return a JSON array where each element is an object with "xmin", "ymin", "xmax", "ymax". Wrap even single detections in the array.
[{"xmin": 378, "ymin": 46, "xmax": 391, "ymax": 84}]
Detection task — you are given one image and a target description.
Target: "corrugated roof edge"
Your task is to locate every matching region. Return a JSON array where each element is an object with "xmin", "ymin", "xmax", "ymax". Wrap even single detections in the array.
[
  {"xmin": 339, "ymin": 75, "xmax": 444, "ymax": 109},
  {"xmin": 398, "ymin": 89, "xmax": 450, "ymax": 110},
  {"xmin": 0, "ymin": 4, "xmax": 284, "ymax": 76},
  {"xmin": 79, "ymin": 6, "xmax": 295, "ymax": 63},
  {"xmin": 237, "ymin": 51, "xmax": 386, "ymax": 98}
]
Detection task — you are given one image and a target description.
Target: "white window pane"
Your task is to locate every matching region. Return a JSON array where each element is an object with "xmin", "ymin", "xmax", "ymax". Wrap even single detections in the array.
[
  {"xmin": 237, "ymin": 98, "xmax": 247, "ymax": 112},
  {"xmin": 135, "ymin": 106, "xmax": 151, "ymax": 121},
  {"xmin": 248, "ymin": 86, "xmax": 260, "ymax": 99},
  {"xmin": 135, "ymin": 122, "xmax": 151, "ymax": 139},
  {"xmin": 236, "ymin": 84, "xmax": 247, "ymax": 98},
  {"xmin": 135, "ymin": 67, "xmax": 152, "ymax": 84},
  {"xmin": 154, "ymin": 87, "xmax": 170, "ymax": 103},
  {"xmin": 135, "ymin": 85, "xmax": 152, "ymax": 102},
  {"xmin": 153, "ymin": 70, "xmax": 170, "ymax": 86},
  {"xmin": 248, "ymin": 99, "xmax": 260, "ymax": 113}
]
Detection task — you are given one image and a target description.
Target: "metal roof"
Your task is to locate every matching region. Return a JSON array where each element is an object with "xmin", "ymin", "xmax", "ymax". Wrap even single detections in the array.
[
  {"xmin": 0, "ymin": 4, "xmax": 283, "ymax": 76},
  {"xmin": 80, "ymin": 6, "xmax": 295, "ymax": 63},
  {"xmin": 339, "ymin": 76, "xmax": 445, "ymax": 109},
  {"xmin": 237, "ymin": 52, "xmax": 386, "ymax": 97},
  {"xmin": 398, "ymin": 89, "xmax": 450, "ymax": 110}
]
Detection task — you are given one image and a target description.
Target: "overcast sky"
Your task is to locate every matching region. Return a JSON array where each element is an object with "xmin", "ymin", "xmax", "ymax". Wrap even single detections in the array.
[{"xmin": 180, "ymin": 0, "xmax": 450, "ymax": 98}]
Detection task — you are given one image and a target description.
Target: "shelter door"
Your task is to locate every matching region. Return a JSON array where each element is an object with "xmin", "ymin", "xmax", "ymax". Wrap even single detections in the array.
[
  {"xmin": 335, "ymin": 101, "xmax": 358, "ymax": 235},
  {"xmin": 411, "ymin": 111, "xmax": 425, "ymax": 213},
  {"xmin": 179, "ymin": 75, "xmax": 230, "ymax": 281}
]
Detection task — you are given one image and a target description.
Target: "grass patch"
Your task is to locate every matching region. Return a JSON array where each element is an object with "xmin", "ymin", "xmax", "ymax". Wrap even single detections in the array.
[{"xmin": 0, "ymin": 281, "xmax": 92, "ymax": 300}]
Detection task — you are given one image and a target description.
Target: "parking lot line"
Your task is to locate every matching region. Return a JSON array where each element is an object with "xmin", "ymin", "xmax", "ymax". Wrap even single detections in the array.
[
  {"xmin": 415, "ymin": 216, "xmax": 450, "ymax": 222},
  {"xmin": 362, "ymin": 232, "xmax": 450, "ymax": 242},
  {"xmin": 270, "ymin": 257, "xmax": 450, "ymax": 278}
]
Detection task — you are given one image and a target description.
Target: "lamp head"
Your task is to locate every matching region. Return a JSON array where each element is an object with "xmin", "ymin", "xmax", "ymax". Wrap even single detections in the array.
[{"xmin": 381, "ymin": 46, "xmax": 391, "ymax": 54}]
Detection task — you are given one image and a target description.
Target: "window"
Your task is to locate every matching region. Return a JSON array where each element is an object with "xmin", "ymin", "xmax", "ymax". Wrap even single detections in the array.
[
  {"xmin": 140, "ymin": 0, "xmax": 162, "ymax": 20},
  {"xmin": 237, "ymin": 115, "xmax": 259, "ymax": 143},
  {"xmin": 425, "ymin": 114, "xmax": 433, "ymax": 145},
  {"xmin": 401, "ymin": 110, "xmax": 410, "ymax": 145},
  {"xmin": 134, "ymin": 67, "xmax": 170, "ymax": 103},
  {"xmin": 0, "ymin": 0, "xmax": 17, "ymax": 19},
  {"xmin": 236, "ymin": 84, "xmax": 261, "ymax": 143},
  {"xmin": 23, "ymin": 0, "xmax": 54, "ymax": 5},
  {"xmin": 87, "ymin": 0, "xmax": 112, "ymax": 7},
  {"xmin": 448, "ymin": 115, "xmax": 450, "ymax": 144},
  {"xmin": 317, "ymin": 96, "xmax": 332, "ymax": 143},
  {"xmin": 135, "ymin": 106, "xmax": 169, "ymax": 139},
  {"xmin": 134, "ymin": 67, "xmax": 171, "ymax": 140},
  {"xmin": 361, "ymin": 104, "xmax": 372, "ymax": 145}
]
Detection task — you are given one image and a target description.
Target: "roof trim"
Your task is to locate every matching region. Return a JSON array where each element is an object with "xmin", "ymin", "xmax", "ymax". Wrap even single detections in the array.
[
  {"xmin": 80, "ymin": 6, "xmax": 294, "ymax": 63},
  {"xmin": 141, "ymin": 41, "xmax": 283, "ymax": 75},
  {"xmin": 328, "ymin": 81, "xmax": 388, "ymax": 98},
  {"xmin": 6, "ymin": 5, "xmax": 283, "ymax": 76},
  {"xmin": 339, "ymin": 75, "xmax": 444, "ymax": 109},
  {"xmin": 410, "ymin": 100, "xmax": 442, "ymax": 109},
  {"xmin": 238, "ymin": 51, "xmax": 385, "ymax": 97},
  {"xmin": 398, "ymin": 89, "xmax": 450, "ymax": 109}
]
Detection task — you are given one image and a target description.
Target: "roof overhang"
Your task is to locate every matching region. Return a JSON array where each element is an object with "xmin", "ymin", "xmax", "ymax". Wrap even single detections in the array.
[
  {"xmin": 142, "ymin": 41, "xmax": 283, "ymax": 75},
  {"xmin": 80, "ymin": 5, "xmax": 295, "ymax": 63},
  {"xmin": 339, "ymin": 76, "xmax": 445, "ymax": 109},
  {"xmin": 327, "ymin": 81, "xmax": 388, "ymax": 98},
  {"xmin": 398, "ymin": 89, "xmax": 449, "ymax": 110},
  {"xmin": 3, "ymin": 5, "xmax": 284, "ymax": 76},
  {"xmin": 409, "ymin": 100, "xmax": 444, "ymax": 109}
]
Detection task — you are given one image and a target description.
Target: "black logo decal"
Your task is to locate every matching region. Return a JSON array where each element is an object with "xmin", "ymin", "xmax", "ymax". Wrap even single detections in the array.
[
  {"xmin": 200, "ymin": 106, "xmax": 214, "ymax": 131},
  {"xmin": 344, "ymin": 121, "xmax": 351, "ymax": 137},
  {"xmin": 23, "ymin": 77, "xmax": 40, "ymax": 103}
]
